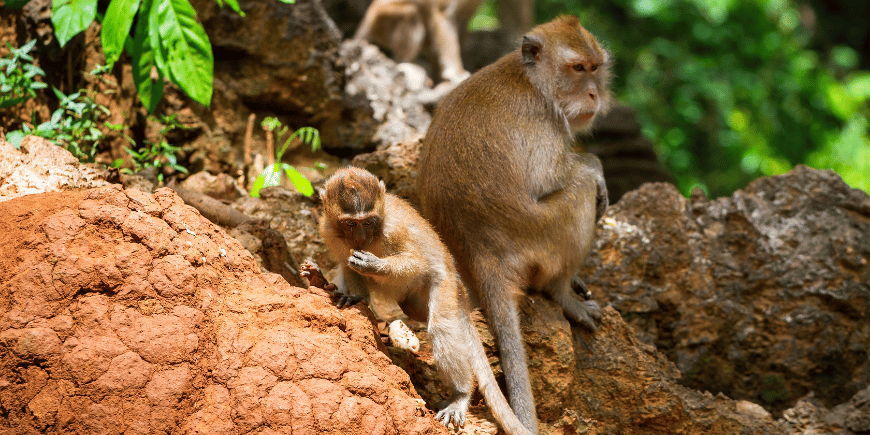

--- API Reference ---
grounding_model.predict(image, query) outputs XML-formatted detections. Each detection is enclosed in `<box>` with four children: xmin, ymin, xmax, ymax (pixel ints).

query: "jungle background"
<box><xmin>525</xmin><ymin>0</ymin><xmax>870</xmax><ymax>198</ymax></box>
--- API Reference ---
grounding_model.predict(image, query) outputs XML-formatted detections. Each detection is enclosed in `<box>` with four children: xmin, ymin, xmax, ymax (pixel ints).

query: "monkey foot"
<box><xmin>561</xmin><ymin>298</ymin><xmax>602</xmax><ymax>331</ymax></box>
<box><xmin>570</xmin><ymin>274</ymin><xmax>593</xmax><ymax>300</ymax></box>
<box><xmin>435</xmin><ymin>395</ymin><xmax>469</xmax><ymax>429</ymax></box>
<box><xmin>333</xmin><ymin>293</ymin><xmax>366</xmax><ymax>309</ymax></box>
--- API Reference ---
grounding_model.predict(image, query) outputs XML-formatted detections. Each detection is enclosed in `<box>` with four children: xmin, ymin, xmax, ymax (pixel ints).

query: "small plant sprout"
<box><xmin>250</xmin><ymin>118</ymin><xmax>321</xmax><ymax>198</ymax></box>
<box><xmin>117</xmin><ymin>113</ymin><xmax>190</xmax><ymax>183</ymax></box>
<box><xmin>0</xmin><ymin>39</ymin><xmax>47</xmax><ymax>110</ymax></box>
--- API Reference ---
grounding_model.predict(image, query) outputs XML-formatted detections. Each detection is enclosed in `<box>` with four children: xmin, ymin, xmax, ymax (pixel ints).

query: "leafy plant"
<box><xmin>0</xmin><ymin>39</ymin><xmax>47</xmax><ymax>109</ymax></box>
<box><xmin>250</xmin><ymin>118</ymin><xmax>321</xmax><ymax>198</ymax></box>
<box><xmin>116</xmin><ymin>113</ymin><xmax>190</xmax><ymax>183</ymax></box>
<box><xmin>7</xmin><ymin>0</ymin><xmax>298</xmax><ymax>113</ymax></box>
<box><xmin>6</xmin><ymin>86</ymin><xmax>110</xmax><ymax>161</ymax></box>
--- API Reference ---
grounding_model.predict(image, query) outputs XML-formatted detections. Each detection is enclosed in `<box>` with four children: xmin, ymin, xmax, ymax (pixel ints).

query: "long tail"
<box><xmin>468</xmin><ymin>323</ymin><xmax>535</xmax><ymax>435</ymax></box>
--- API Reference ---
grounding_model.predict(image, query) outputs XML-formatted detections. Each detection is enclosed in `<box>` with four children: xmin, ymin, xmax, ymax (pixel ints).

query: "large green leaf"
<box><xmin>129</xmin><ymin>0</ymin><xmax>164</xmax><ymax>113</ymax></box>
<box><xmin>148</xmin><ymin>0</ymin><xmax>213</xmax><ymax>107</ymax></box>
<box><xmin>102</xmin><ymin>0</ymin><xmax>142</xmax><ymax>68</ymax></box>
<box><xmin>51</xmin><ymin>0</ymin><xmax>98</xmax><ymax>47</ymax></box>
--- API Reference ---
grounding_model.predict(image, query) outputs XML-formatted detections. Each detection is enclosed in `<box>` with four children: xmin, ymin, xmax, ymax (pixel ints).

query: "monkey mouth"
<box><xmin>576</xmin><ymin>112</ymin><xmax>596</xmax><ymax>121</ymax></box>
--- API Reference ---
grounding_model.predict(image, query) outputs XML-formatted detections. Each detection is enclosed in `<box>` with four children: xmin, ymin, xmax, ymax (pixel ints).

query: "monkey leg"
<box><xmin>428</xmin><ymin>313</ymin><xmax>474</xmax><ymax>428</ymax></box>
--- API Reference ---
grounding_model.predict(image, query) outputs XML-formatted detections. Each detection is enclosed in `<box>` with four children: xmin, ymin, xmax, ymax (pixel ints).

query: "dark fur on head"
<box><xmin>323</xmin><ymin>167</ymin><xmax>386</xmax><ymax>215</ymax></box>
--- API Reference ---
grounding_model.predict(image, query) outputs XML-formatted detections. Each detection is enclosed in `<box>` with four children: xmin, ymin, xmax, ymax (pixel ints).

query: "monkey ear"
<box><xmin>522</xmin><ymin>34</ymin><xmax>543</xmax><ymax>65</ymax></box>
<box><xmin>379</xmin><ymin>180</ymin><xmax>386</xmax><ymax>194</ymax></box>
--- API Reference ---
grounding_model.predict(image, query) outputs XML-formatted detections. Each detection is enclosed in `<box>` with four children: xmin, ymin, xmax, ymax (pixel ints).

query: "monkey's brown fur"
<box><xmin>319</xmin><ymin>167</ymin><xmax>533</xmax><ymax>435</ymax></box>
<box><xmin>417</xmin><ymin>16</ymin><xmax>612</xmax><ymax>434</ymax></box>
<box><xmin>354</xmin><ymin>0</ymin><xmax>486</xmax><ymax>84</ymax></box>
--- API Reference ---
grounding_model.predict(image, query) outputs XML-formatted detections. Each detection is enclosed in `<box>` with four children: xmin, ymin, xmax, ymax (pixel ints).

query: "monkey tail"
<box><xmin>468</xmin><ymin>325</ymin><xmax>535</xmax><ymax>435</ymax></box>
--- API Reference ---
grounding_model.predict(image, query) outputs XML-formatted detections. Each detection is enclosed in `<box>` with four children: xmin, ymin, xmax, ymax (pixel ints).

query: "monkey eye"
<box><xmin>573</xmin><ymin>63</ymin><xmax>585</xmax><ymax>72</ymax></box>
<box><xmin>343</xmin><ymin>220</ymin><xmax>356</xmax><ymax>227</ymax></box>
<box><xmin>591</xmin><ymin>64</ymin><xmax>599</xmax><ymax>71</ymax></box>
<box><xmin>362</xmin><ymin>219</ymin><xmax>374</xmax><ymax>227</ymax></box>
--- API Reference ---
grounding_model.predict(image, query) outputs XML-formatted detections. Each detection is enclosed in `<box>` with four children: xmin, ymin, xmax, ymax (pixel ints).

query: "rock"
<box><xmin>352</xmin><ymin>135</ymin><xmax>423</xmax><ymax>204</ymax></box>
<box><xmin>338</xmin><ymin>40</ymin><xmax>433</xmax><ymax>152</ymax></box>
<box><xmin>180</xmin><ymin>171</ymin><xmax>246</xmax><ymax>202</ymax></box>
<box><xmin>0</xmin><ymin>185</ymin><xmax>448</xmax><ymax>434</ymax></box>
<box><xmin>580</xmin><ymin>165</ymin><xmax>870</xmax><ymax>414</ymax></box>
<box><xmin>0</xmin><ymin>136</ymin><xmax>108</xmax><ymax>202</ymax></box>
<box><xmin>190</xmin><ymin>0</ymin><xmax>348</xmax><ymax>146</ymax></box>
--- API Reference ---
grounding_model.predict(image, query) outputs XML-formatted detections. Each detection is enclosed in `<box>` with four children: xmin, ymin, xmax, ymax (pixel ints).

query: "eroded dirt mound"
<box><xmin>0</xmin><ymin>185</ymin><xmax>447</xmax><ymax>434</ymax></box>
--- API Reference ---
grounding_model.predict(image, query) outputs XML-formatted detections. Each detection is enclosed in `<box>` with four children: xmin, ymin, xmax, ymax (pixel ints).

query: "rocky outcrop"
<box><xmin>0</xmin><ymin>136</ymin><xmax>107</xmax><ymax>202</ymax></box>
<box><xmin>190</xmin><ymin>0</ymin><xmax>347</xmax><ymax>144</ymax></box>
<box><xmin>0</xmin><ymin>185</ymin><xmax>447</xmax><ymax>434</ymax></box>
<box><xmin>581</xmin><ymin>165</ymin><xmax>870</xmax><ymax>414</ymax></box>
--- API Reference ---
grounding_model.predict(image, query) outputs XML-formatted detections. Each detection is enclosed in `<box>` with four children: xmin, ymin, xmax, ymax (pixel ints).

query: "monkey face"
<box><xmin>338</xmin><ymin>214</ymin><xmax>382</xmax><ymax>250</ymax></box>
<box><xmin>522</xmin><ymin>16</ymin><xmax>612</xmax><ymax>133</ymax></box>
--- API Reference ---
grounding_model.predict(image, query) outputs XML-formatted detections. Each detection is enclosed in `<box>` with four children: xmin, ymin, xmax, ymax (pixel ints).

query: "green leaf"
<box><xmin>283</xmin><ymin>165</ymin><xmax>313</xmax><ymax>196</ymax></box>
<box><xmin>51</xmin><ymin>0</ymin><xmax>98</xmax><ymax>48</ymax></box>
<box><xmin>6</xmin><ymin>131</ymin><xmax>26</xmax><ymax>148</ymax></box>
<box><xmin>129</xmin><ymin>0</ymin><xmax>164</xmax><ymax>113</ymax></box>
<box><xmin>249</xmin><ymin>173</ymin><xmax>267</xmax><ymax>197</ymax></box>
<box><xmin>102</xmin><ymin>0</ymin><xmax>142</xmax><ymax>68</ymax></box>
<box><xmin>149</xmin><ymin>0</ymin><xmax>213</xmax><ymax>107</ymax></box>
<box><xmin>215</xmin><ymin>0</ymin><xmax>245</xmax><ymax>17</ymax></box>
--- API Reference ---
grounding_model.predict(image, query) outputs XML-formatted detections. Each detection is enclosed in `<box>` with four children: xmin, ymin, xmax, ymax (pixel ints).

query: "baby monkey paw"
<box><xmin>347</xmin><ymin>250</ymin><xmax>385</xmax><ymax>274</ymax></box>
<box><xmin>435</xmin><ymin>398</ymin><xmax>468</xmax><ymax>429</ymax></box>
<box><xmin>300</xmin><ymin>261</ymin><xmax>330</xmax><ymax>289</ymax></box>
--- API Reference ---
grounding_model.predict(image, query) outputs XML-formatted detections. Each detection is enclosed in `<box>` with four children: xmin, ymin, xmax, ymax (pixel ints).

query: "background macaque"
<box><xmin>416</xmin><ymin>16</ymin><xmax>612</xmax><ymax>434</ymax></box>
<box><xmin>313</xmin><ymin>166</ymin><xmax>533</xmax><ymax>435</ymax></box>
<box><xmin>353</xmin><ymin>0</ymin><xmax>534</xmax><ymax>84</ymax></box>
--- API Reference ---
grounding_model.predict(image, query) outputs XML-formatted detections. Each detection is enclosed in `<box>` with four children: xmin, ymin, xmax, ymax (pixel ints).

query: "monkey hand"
<box><xmin>300</xmin><ymin>261</ymin><xmax>330</xmax><ymax>289</ymax></box>
<box><xmin>347</xmin><ymin>250</ymin><xmax>386</xmax><ymax>275</ymax></box>
<box><xmin>595</xmin><ymin>173</ymin><xmax>608</xmax><ymax>223</ymax></box>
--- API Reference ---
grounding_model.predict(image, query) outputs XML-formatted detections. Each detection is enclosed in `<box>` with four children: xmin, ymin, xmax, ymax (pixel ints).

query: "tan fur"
<box><xmin>417</xmin><ymin>16</ymin><xmax>612</xmax><ymax>434</ymax></box>
<box><xmin>320</xmin><ymin>167</ymin><xmax>533</xmax><ymax>435</ymax></box>
<box><xmin>354</xmin><ymin>0</ymin><xmax>486</xmax><ymax>83</ymax></box>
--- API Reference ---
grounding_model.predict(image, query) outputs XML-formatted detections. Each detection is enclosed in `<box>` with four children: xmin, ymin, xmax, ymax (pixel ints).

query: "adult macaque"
<box><xmin>353</xmin><ymin>0</ymin><xmax>485</xmax><ymax>84</ymax></box>
<box><xmin>314</xmin><ymin>166</ymin><xmax>532</xmax><ymax>435</ymax></box>
<box><xmin>416</xmin><ymin>16</ymin><xmax>612</xmax><ymax>434</ymax></box>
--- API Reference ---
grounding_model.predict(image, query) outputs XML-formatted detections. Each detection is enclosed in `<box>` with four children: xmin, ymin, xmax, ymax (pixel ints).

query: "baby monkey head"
<box><xmin>322</xmin><ymin>167</ymin><xmax>387</xmax><ymax>250</ymax></box>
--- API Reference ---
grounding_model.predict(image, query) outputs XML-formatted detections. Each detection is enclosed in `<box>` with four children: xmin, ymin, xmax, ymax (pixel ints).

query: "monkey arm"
<box><xmin>575</xmin><ymin>152</ymin><xmax>609</xmax><ymax>222</ymax></box>
<box><xmin>347</xmin><ymin>250</ymin><xmax>427</xmax><ymax>279</ymax></box>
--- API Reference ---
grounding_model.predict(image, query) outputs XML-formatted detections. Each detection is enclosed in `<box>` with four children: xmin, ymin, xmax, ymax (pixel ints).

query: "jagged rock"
<box><xmin>190</xmin><ymin>0</ymin><xmax>347</xmax><ymax>145</ymax></box>
<box><xmin>0</xmin><ymin>136</ymin><xmax>108</xmax><ymax>202</ymax></box>
<box><xmin>0</xmin><ymin>185</ymin><xmax>448</xmax><ymax>434</ymax></box>
<box><xmin>581</xmin><ymin>165</ymin><xmax>870</xmax><ymax>414</ymax></box>
<box><xmin>351</xmin><ymin>135</ymin><xmax>423</xmax><ymax>204</ymax></box>
<box><xmin>338</xmin><ymin>40</ymin><xmax>433</xmax><ymax>152</ymax></box>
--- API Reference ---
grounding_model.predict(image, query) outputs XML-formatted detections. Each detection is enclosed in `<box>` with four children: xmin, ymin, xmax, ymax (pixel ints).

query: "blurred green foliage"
<box><xmin>477</xmin><ymin>0</ymin><xmax>870</xmax><ymax>197</ymax></box>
